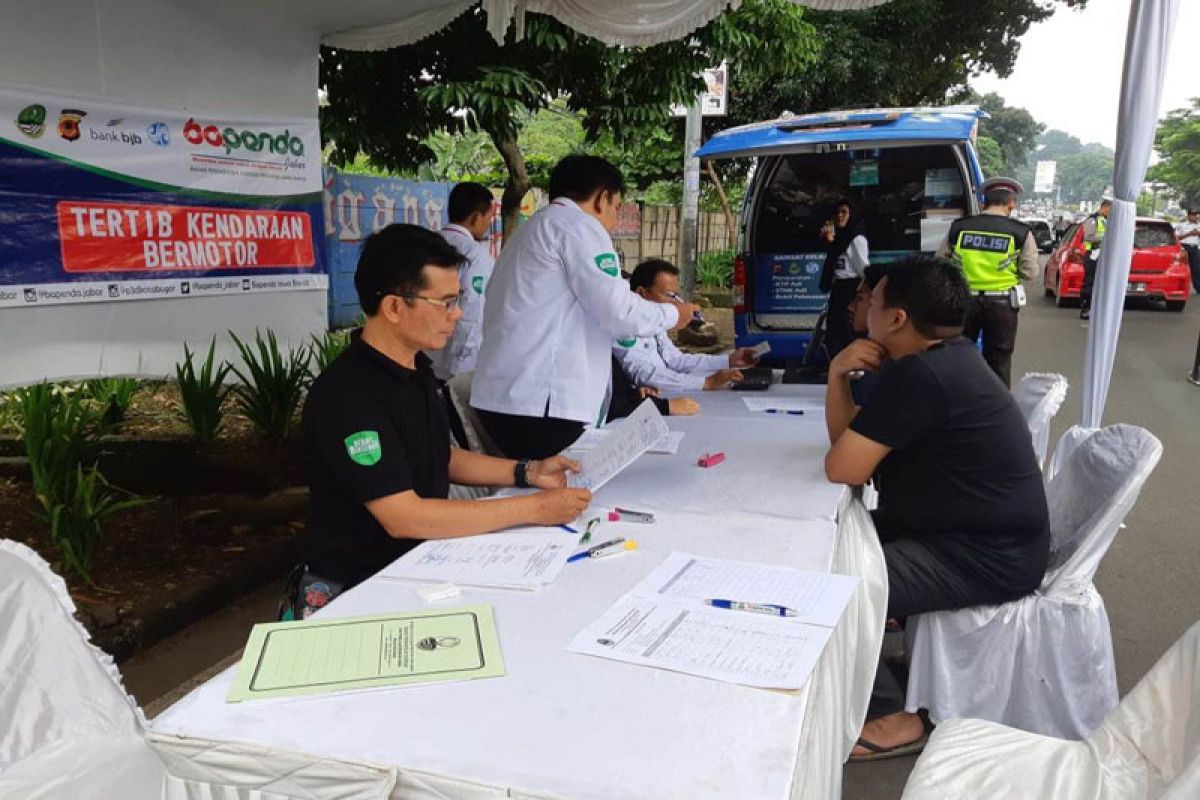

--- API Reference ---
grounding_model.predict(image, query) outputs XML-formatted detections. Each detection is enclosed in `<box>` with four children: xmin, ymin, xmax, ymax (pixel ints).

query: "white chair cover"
<box><xmin>902</xmin><ymin>619</ymin><xmax>1200</xmax><ymax>800</ymax></box>
<box><xmin>447</xmin><ymin>371</ymin><xmax>503</xmax><ymax>456</ymax></box>
<box><xmin>0</xmin><ymin>539</ymin><xmax>166</xmax><ymax>799</ymax></box>
<box><xmin>792</xmin><ymin>487</ymin><xmax>887</xmax><ymax>800</ymax></box>
<box><xmin>1014</xmin><ymin>372</ymin><xmax>1069</xmax><ymax>468</ymax></box>
<box><xmin>905</xmin><ymin>425</ymin><xmax>1163</xmax><ymax>740</ymax></box>
<box><xmin>1046</xmin><ymin>424</ymin><xmax>1097</xmax><ymax>481</ymax></box>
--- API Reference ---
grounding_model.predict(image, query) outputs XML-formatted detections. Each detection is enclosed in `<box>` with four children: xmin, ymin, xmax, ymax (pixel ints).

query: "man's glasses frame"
<box><xmin>379</xmin><ymin>290</ymin><xmax>464</xmax><ymax>312</ymax></box>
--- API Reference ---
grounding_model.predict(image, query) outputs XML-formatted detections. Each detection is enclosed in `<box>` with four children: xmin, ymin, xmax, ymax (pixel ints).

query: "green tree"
<box><xmin>968</xmin><ymin>91</ymin><xmax>1045</xmax><ymax>175</ymax></box>
<box><xmin>1149</xmin><ymin>98</ymin><xmax>1200</xmax><ymax>209</ymax></box>
<box><xmin>975</xmin><ymin>136</ymin><xmax>1006</xmax><ymax>178</ymax></box>
<box><xmin>320</xmin><ymin>1</ymin><xmax>818</xmax><ymax>237</ymax></box>
<box><xmin>1057</xmin><ymin>150</ymin><xmax>1113</xmax><ymax>203</ymax></box>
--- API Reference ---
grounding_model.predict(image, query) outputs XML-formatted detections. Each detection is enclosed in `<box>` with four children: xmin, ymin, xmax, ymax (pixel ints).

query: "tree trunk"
<box><xmin>704</xmin><ymin>160</ymin><xmax>737</xmax><ymax>250</ymax></box>
<box><xmin>491</xmin><ymin>132</ymin><xmax>532</xmax><ymax>244</ymax></box>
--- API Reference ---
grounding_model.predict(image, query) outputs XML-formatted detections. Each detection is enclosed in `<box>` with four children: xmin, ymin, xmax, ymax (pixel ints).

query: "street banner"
<box><xmin>0</xmin><ymin>84</ymin><xmax>325</xmax><ymax>309</ymax></box>
<box><xmin>1034</xmin><ymin>160</ymin><xmax>1057</xmax><ymax>194</ymax></box>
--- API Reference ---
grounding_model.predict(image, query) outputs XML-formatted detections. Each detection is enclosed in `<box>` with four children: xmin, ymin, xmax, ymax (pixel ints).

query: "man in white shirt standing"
<box><xmin>428</xmin><ymin>182</ymin><xmax>496</xmax><ymax>380</ymax></box>
<box><xmin>614</xmin><ymin>259</ymin><xmax>757</xmax><ymax>393</ymax></box>
<box><xmin>471</xmin><ymin>155</ymin><xmax>699</xmax><ymax>459</ymax></box>
<box><xmin>1175</xmin><ymin>208</ymin><xmax>1200</xmax><ymax>294</ymax></box>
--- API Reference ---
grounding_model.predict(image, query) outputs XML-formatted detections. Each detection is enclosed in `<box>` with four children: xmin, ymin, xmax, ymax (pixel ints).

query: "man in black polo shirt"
<box><xmin>823</xmin><ymin>255</ymin><xmax>1050</xmax><ymax>760</ymax></box>
<box><xmin>286</xmin><ymin>224</ymin><xmax>592</xmax><ymax>620</ymax></box>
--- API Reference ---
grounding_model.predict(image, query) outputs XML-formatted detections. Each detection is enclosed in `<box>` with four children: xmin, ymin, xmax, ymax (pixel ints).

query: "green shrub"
<box><xmin>82</xmin><ymin>377</ymin><xmax>140</xmax><ymax>431</ymax></box>
<box><xmin>175</xmin><ymin>340</ymin><xmax>232</xmax><ymax>446</ymax></box>
<box><xmin>16</xmin><ymin>383</ymin><xmax>99</xmax><ymax>503</ymax></box>
<box><xmin>228</xmin><ymin>330</ymin><xmax>311</xmax><ymax>441</ymax></box>
<box><xmin>697</xmin><ymin>249</ymin><xmax>735</xmax><ymax>288</ymax></box>
<box><xmin>309</xmin><ymin>330</ymin><xmax>350</xmax><ymax>375</ymax></box>
<box><xmin>36</xmin><ymin>464</ymin><xmax>149</xmax><ymax>585</ymax></box>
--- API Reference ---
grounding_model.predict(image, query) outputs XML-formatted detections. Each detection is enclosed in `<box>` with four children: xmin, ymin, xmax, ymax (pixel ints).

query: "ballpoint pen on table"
<box><xmin>764</xmin><ymin>409</ymin><xmax>805</xmax><ymax>416</ymax></box>
<box><xmin>568</xmin><ymin>538</ymin><xmax>638</xmax><ymax>563</ymax></box>
<box><xmin>559</xmin><ymin>524</ymin><xmax>579</xmax><ymax>534</ymax></box>
<box><xmin>704</xmin><ymin>599</ymin><xmax>799</xmax><ymax>617</ymax></box>
<box><xmin>579</xmin><ymin>517</ymin><xmax>600</xmax><ymax>545</ymax></box>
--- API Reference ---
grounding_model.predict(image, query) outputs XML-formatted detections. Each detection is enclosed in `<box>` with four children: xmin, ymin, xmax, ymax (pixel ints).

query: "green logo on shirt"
<box><xmin>471</xmin><ymin>275</ymin><xmax>485</xmax><ymax>295</ymax></box>
<box><xmin>344</xmin><ymin>431</ymin><xmax>382</xmax><ymax>466</ymax></box>
<box><xmin>617</xmin><ymin>337</ymin><xmax>637</xmax><ymax>348</ymax></box>
<box><xmin>594</xmin><ymin>253</ymin><xmax>619</xmax><ymax>277</ymax></box>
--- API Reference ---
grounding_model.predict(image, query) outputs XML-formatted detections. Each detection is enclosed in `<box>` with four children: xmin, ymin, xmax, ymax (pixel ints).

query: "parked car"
<box><xmin>696</xmin><ymin>106</ymin><xmax>987</xmax><ymax>363</ymax></box>
<box><xmin>1021</xmin><ymin>218</ymin><xmax>1055</xmax><ymax>253</ymax></box>
<box><xmin>1043</xmin><ymin>217</ymin><xmax>1190</xmax><ymax>311</ymax></box>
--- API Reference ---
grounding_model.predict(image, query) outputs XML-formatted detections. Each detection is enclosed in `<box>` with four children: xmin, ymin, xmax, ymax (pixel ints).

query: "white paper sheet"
<box><xmin>741</xmin><ymin>397</ymin><xmax>824</xmax><ymax>414</ymax></box>
<box><xmin>567</xmin><ymin>596</ymin><xmax>832</xmax><ymax>690</ymax></box>
<box><xmin>569</xmin><ymin>428</ymin><xmax>684</xmax><ymax>455</ymax></box>
<box><xmin>379</xmin><ymin>530</ymin><xmax>574</xmax><ymax>589</ymax></box>
<box><xmin>568</xmin><ymin>399</ymin><xmax>670</xmax><ymax>491</ymax></box>
<box><xmin>633</xmin><ymin>552</ymin><xmax>858</xmax><ymax>628</ymax></box>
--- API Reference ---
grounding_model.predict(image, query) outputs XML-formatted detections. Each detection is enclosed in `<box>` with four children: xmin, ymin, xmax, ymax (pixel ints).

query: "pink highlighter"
<box><xmin>697</xmin><ymin>452</ymin><xmax>726</xmax><ymax>468</ymax></box>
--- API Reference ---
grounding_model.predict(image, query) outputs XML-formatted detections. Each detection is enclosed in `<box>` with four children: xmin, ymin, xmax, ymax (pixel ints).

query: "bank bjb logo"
<box><xmin>58</xmin><ymin>109</ymin><xmax>86</xmax><ymax>142</ymax></box>
<box><xmin>15</xmin><ymin>104</ymin><xmax>46</xmax><ymax>138</ymax></box>
<box><xmin>148</xmin><ymin>121</ymin><xmax>170</xmax><ymax>147</ymax></box>
<box><xmin>183</xmin><ymin>117</ymin><xmax>305</xmax><ymax>157</ymax></box>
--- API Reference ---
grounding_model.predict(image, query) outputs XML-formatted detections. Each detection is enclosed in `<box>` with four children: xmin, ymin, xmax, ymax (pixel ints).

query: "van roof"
<box><xmin>696</xmin><ymin>105</ymin><xmax>987</xmax><ymax>159</ymax></box>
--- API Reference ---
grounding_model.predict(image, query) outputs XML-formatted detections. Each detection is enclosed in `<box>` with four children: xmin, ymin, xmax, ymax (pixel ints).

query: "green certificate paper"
<box><xmin>226</xmin><ymin>605</ymin><xmax>505</xmax><ymax>702</ymax></box>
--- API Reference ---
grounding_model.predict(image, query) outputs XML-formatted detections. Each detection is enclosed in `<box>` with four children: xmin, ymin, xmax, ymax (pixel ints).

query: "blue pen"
<box><xmin>705</xmin><ymin>599</ymin><xmax>799</xmax><ymax>617</ymax></box>
<box><xmin>765</xmin><ymin>409</ymin><xmax>805</xmax><ymax>416</ymax></box>
<box><xmin>559</xmin><ymin>524</ymin><xmax>578</xmax><ymax>534</ymax></box>
<box><xmin>567</xmin><ymin>537</ymin><xmax>629</xmax><ymax>563</ymax></box>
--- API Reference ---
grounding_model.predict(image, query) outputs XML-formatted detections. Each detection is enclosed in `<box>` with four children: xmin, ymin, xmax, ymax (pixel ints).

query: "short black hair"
<box><xmin>549</xmin><ymin>154</ymin><xmax>626</xmax><ymax>202</ymax></box>
<box><xmin>629</xmin><ymin>259</ymin><xmax>680</xmax><ymax>292</ymax></box>
<box><xmin>354</xmin><ymin>224</ymin><xmax>466</xmax><ymax>316</ymax></box>
<box><xmin>877</xmin><ymin>255</ymin><xmax>968</xmax><ymax>338</ymax></box>
<box><xmin>983</xmin><ymin>186</ymin><xmax>1017</xmax><ymax>208</ymax></box>
<box><xmin>447</xmin><ymin>182</ymin><xmax>494</xmax><ymax>223</ymax></box>
<box><xmin>863</xmin><ymin>262</ymin><xmax>891</xmax><ymax>290</ymax></box>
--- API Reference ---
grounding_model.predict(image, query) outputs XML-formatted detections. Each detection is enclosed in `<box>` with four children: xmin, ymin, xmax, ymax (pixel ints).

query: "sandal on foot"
<box><xmin>848</xmin><ymin>731</ymin><xmax>929</xmax><ymax>763</ymax></box>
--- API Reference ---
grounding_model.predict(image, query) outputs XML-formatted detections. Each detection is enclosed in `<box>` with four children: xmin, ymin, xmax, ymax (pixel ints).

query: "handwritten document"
<box><xmin>568</xmin><ymin>399</ymin><xmax>670</xmax><ymax>491</ymax></box>
<box><xmin>567</xmin><ymin>597</ymin><xmax>831</xmax><ymax>690</ymax></box>
<box><xmin>380</xmin><ymin>530</ymin><xmax>574</xmax><ymax>589</ymax></box>
<box><xmin>635</xmin><ymin>552</ymin><xmax>858</xmax><ymax>628</ymax></box>
<box><xmin>227</xmin><ymin>605</ymin><xmax>504</xmax><ymax>702</ymax></box>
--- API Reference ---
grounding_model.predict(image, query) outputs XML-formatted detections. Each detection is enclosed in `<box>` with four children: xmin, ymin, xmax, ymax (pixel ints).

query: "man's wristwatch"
<box><xmin>514</xmin><ymin>459</ymin><xmax>532</xmax><ymax>488</ymax></box>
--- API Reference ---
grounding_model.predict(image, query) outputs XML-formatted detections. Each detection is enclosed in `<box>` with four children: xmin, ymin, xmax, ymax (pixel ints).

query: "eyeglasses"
<box><xmin>382</xmin><ymin>290</ymin><xmax>464</xmax><ymax>312</ymax></box>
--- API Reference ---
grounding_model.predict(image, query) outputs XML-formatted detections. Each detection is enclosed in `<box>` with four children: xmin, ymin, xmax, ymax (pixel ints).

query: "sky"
<box><xmin>972</xmin><ymin>0</ymin><xmax>1198</xmax><ymax>149</ymax></box>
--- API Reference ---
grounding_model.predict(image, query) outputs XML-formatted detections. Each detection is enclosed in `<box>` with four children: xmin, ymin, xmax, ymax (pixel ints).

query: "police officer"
<box><xmin>470</xmin><ymin>155</ymin><xmax>699</xmax><ymax>459</ymax></box>
<box><xmin>428</xmin><ymin>182</ymin><xmax>496</xmax><ymax>380</ymax></box>
<box><xmin>1079</xmin><ymin>197</ymin><xmax>1112</xmax><ymax>320</ymax></box>
<box><xmin>286</xmin><ymin>224</ymin><xmax>591</xmax><ymax>620</ymax></box>
<box><xmin>937</xmin><ymin>177</ymin><xmax>1038</xmax><ymax>387</ymax></box>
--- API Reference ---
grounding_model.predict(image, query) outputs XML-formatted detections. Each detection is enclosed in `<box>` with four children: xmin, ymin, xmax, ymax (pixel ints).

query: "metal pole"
<box><xmin>679</xmin><ymin>97</ymin><xmax>703</xmax><ymax>296</ymax></box>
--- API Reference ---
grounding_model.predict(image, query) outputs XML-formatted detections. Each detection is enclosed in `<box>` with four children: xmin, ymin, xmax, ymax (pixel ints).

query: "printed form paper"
<box><xmin>380</xmin><ymin>530</ymin><xmax>574</xmax><ymax>589</ymax></box>
<box><xmin>567</xmin><ymin>597</ymin><xmax>831</xmax><ymax>690</ymax></box>
<box><xmin>568</xmin><ymin>399</ymin><xmax>670</xmax><ymax>491</ymax></box>
<box><xmin>227</xmin><ymin>605</ymin><xmax>505</xmax><ymax>702</ymax></box>
<box><xmin>570</xmin><ymin>428</ymin><xmax>685</xmax><ymax>455</ymax></box>
<box><xmin>635</xmin><ymin>552</ymin><xmax>858</xmax><ymax>628</ymax></box>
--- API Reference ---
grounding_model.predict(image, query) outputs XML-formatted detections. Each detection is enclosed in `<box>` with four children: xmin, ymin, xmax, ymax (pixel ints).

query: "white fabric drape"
<box><xmin>1081</xmin><ymin>0</ymin><xmax>1181</xmax><ymax>427</ymax></box>
<box><xmin>322</xmin><ymin>0</ymin><xmax>892</xmax><ymax>50</ymax></box>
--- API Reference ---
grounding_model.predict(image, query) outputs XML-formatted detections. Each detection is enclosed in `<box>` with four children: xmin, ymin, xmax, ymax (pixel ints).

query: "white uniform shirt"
<box><xmin>1175</xmin><ymin>219</ymin><xmax>1200</xmax><ymax>247</ymax></box>
<box><xmin>613</xmin><ymin>332</ymin><xmax>729</xmax><ymax>393</ymax></box>
<box><xmin>427</xmin><ymin>223</ymin><xmax>494</xmax><ymax>380</ymax></box>
<box><xmin>832</xmin><ymin>234</ymin><xmax>870</xmax><ymax>280</ymax></box>
<box><xmin>470</xmin><ymin>198</ymin><xmax>679</xmax><ymax>425</ymax></box>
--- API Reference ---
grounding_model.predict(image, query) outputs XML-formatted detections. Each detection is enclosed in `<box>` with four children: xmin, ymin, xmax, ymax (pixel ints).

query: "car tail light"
<box><xmin>732</xmin><ymin>254</ymin><xmax>746</xmax><ymax>313</ymax></box>
<box><xmin>1167</xmin><ymin>249</ymin><xmax>1190</xmax><ymax>275</ymax></box>
<box><xmin>1067</xmin><ymin>249</ymin><xmax>1085</xmax><ymax>266</ymax></box>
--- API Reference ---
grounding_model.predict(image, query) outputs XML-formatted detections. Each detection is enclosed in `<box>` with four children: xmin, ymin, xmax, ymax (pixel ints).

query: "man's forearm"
<box><xmin>373</xmin><ymin>495</ymin><xmax>539</xmax><ymax>539</ymax></box>
<box><xmin>825</xmin><ymin>375</ymin><xmax>858</xmax><ymax>445</ymax></box>
<box><xmin>448</xmin><ymin>448</ymin><xmax>515</xmax><ymax>487</ymax></box>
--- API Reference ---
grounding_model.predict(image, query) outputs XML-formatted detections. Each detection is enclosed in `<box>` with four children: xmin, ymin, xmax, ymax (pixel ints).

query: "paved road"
<box><xmin>125</xmin><ymin>289</ymin><xmax>1200</xmax><ymax>798</ymax></box>
<box><xmin>844</xmin><ymin>288</ymin><xmax>1200</xmax><ymax>798</ymax></box>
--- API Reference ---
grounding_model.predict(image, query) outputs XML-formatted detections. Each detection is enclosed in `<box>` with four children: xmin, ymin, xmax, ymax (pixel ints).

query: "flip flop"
<box><xmin>848</xmin><ymin>731</ymin><xmax>929</xmax><ymax>763</ymax></box>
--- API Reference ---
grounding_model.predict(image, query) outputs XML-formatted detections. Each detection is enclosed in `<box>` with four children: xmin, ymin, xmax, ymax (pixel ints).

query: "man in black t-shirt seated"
<box><xmin>823</xmin><ymin>255</ymin><xmax>1050</xmax><ymax>761</ymax></box>
<box><xmin>286</xmin><ymin>225</ymin><xmax>592</xmax><ymax>620</ymax></box>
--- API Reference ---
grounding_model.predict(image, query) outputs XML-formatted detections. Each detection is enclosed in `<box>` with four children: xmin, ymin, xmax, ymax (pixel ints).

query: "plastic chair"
<box><xmin>1014</xmin><ymin>372</ymin><xmax>1069</xmax><ymax>468</ymax></box>
<box><xmin>902</xmin><ymin>619</ymin><xmax>1200</xmax><ymax>799</ymax></box>
<box><xmin>904</xmin><ymin>424</ymin><xmax>1163</xmax><ymax>740</ymax></box>
<box><xmin>0</xmin><ymin>540</ymin><xmax>166</xmax><ymax>799</ymax></box>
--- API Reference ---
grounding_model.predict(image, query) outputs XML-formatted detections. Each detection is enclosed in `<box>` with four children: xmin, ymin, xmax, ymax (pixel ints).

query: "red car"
<box><xmin>1044</xmin><ymin>217</ymin><xmax>1190</xmax><ymax>311</ymax></box>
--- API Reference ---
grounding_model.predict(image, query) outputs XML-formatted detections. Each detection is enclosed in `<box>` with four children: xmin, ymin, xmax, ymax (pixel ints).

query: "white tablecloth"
<box><xmin>149</xmin><ymin>389</ymin><xmax>885</xmax><ymax>800</ymax></box>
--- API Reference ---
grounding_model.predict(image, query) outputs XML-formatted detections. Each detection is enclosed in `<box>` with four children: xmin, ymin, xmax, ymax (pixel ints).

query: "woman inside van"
<box><xmin>819</xmin><ymin>199</ymin><xmax>870</xmax><ymax>358</ymax></box>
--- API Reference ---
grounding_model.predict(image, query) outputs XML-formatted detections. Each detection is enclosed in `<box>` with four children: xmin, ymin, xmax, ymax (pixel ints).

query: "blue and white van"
<box><xmin>696</xmin><ymin>106</ymin><xmax>988</xmax><ymax>363</ymax></box>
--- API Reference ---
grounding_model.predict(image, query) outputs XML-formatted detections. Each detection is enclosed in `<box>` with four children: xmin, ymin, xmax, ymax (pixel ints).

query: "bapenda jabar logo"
<box><xmin>182</xmin><ymin>117</ymin><xmax>304</xmax><ymax>157</ymax></box>
<box><xmin>15</xmin><ymin>104</ymin><xmax>47</xmax><ymax>138</ymax></box>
